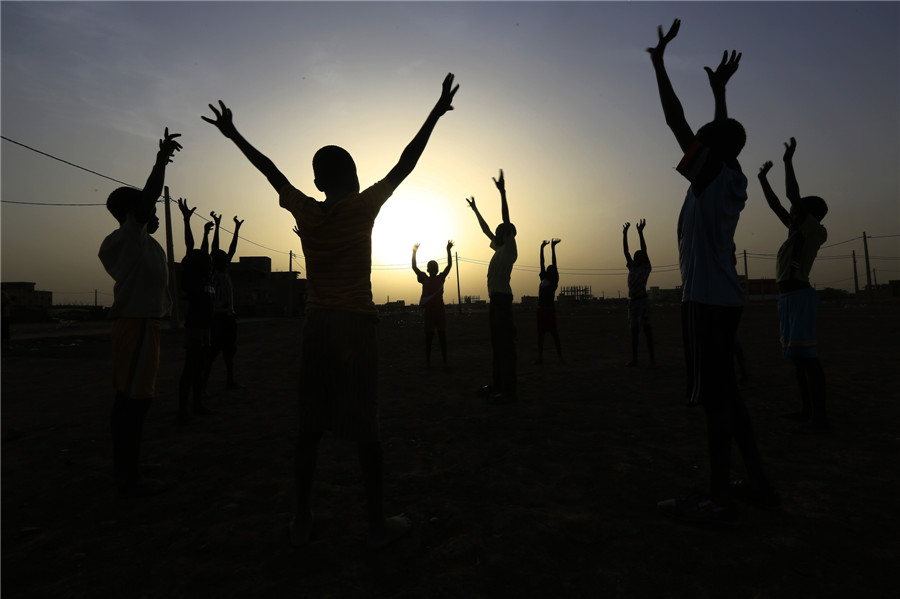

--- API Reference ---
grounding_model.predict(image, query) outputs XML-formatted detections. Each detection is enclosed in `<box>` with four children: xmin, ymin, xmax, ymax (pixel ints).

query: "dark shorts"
<box><xmin>682</xmin><ymin>302</ymin><xmax>742</xmax><ymax>407</ymax></box>
<box><xmin>183</xmin><ymin>326</ymin><xmax>211</xmax><ymax>349</ymax></box>
<box><xmin>628</xmin><ymin>297</ymin><xmax>651</xmax><ymax>329</ymax></box>
<box><xmin>778</xmin><ymin>287</ymin><xmax>820</xmax><ymax>359</ymax></box>
<box><xmin>298</xmin><ymin>309</ymin><xmax>379</xmax><ymax>441</ymax></box>
<box><xmin>536</xmin><ymin>306</ymin><xmax>557</xmax><ymax>334</ymax></box>
<box><xmin>423</xmin><ymin>303</ymin><xmax>446</xmax><ymax>332</ymax></box>
<box><xmin>211</xmin><ymin>312</ymin><xmax>237</xmax><ymax>350</ymax></box>
<box><xmin>112</xmin><ymin>318</ymin><xmax>161</xmax><ymax>399</ymax></box>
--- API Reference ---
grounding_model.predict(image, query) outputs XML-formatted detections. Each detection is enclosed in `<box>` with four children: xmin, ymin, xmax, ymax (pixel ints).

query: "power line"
<box><xmin>2</xmin><ymin>200</ymin><xmax>107</xmax><ymax>206</ymax></box>
<box><xmin>1</xmin><ymin>135</ymin><xmax>139</xmax><ymax>189</ymax></box>
<box><xmin>1</xmin><ymin>134</ymin><xmax>296</xmax><ymax>255</ymax></box>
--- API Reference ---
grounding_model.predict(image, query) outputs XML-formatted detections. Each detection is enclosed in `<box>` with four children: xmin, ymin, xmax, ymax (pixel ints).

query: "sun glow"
<box><xmin>371</xmin><ymin>185</ymin><xmax>463</xmax><ymax>270</ymax></box>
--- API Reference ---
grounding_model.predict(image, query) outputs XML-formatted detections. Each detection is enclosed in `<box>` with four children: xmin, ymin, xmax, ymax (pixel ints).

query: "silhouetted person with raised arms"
<box><xmin>203</xmin><ymin>72</ymin><xmax>458</xmax><ymax>549</ymax></box>
<box><xmin>758</xmin><ymin>137</ymin><xmax>829</xmax><ymax>433</ymax></box>
<box><xmin>623</xmin><ymin>220</ymin><xmax>655</xmax><ymax>367</ymax></box>
<box><xmin>466</xmin><ymin>169</ymin><xmax>518</xmax><ymax>404</ymax></box>
<box><xmin>648</xmin><ymin>19</ymin><xmax>776</xmax><ymax>525</ymax></box>
<box><xmin>535</xmin><ymin>238</ymin><xmax>564</xmax><ymax>365</ymax></box>
<box><xmin>206</xmin><ymin>210</ymin><xmax>245</xmax><ymax>391</ymax></box>
<box><xmin>411</xmin><ymin>240</ymin><xmax>454</xmax><ymax>368</ymax></box>
<box><xmin>98</xmin><ymin>127</ymin><xmax>181</xmax><ymax>498</ymax></box>
<box><xmin>176</xmin><ymin>198</ymin><xmax>216</xmax><ymax>424</ymax></box>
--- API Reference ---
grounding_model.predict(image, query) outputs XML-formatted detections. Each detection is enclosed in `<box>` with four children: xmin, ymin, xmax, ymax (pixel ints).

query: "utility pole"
<box><xmin>163</xmin><ymin>186</ymin><xmax>179</xmax><ymax>329</ymax></box>
<box><xmin>289</xmin><ymin>250</ymin><xmax>293</xmax><ymax>272</ymax></box>
<box><xmin>863</xmin><ymin>231</ymin><xmax>874</xmax><ymax>303</ymax></box>
<box><xmin>94</xmin><ymin>289</ymin><xmax>98</xmax><ymax>307</ymax></box>
<box><xmin>455</xmin><ymin>251</ymin><xmax>462</xmax><ymax>313</ymax></box>
<box><xmin>852</xmin><ymin>250</ymin><xmax>859</xmax><ymax>295</ymax></box>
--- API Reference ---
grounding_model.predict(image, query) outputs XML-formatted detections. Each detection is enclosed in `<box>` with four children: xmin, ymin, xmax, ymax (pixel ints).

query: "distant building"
<box><xmin>649</xmin><ymin>286</ymin><xmax>682</xmax><ymax>304</ymax></box>
<box><xmin>1</xmin><ymin>282</ymin><xmax>52</xmax><ymax>322</ymax></box>
<box><xmin>740</xmin><ymin>276</ymin><xmax>779</xmax><ymax>301</ymax></box>
<box><xmin>173</xmin><ymin>256</ymin><xmax>306</xmax><ymax>320</ymax></box>
<box><xmin>558</xmin><ymin>285</ymin><xmax>593</xmax><ymax>304</ymax></box>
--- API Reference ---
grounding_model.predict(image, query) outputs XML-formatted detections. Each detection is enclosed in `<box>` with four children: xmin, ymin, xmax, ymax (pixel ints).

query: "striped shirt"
<box><xmin>280</xmin><ymin>180</ymin><xmax>395</xmax><ymax>315</ymax></box>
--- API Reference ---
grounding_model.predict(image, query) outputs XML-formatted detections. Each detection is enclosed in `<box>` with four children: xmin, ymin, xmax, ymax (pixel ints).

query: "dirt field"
<box><xmin>2</xmin><ymin>301</ymin><xmax>898</xmax><ymax>598</ymax></box>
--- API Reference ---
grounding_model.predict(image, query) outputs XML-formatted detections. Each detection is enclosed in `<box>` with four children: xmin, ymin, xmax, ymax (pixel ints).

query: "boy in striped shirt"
<box><xmin>203</xmin><ymin>74</ymin><xmax>458</xmax><ymax>548</ymax></box>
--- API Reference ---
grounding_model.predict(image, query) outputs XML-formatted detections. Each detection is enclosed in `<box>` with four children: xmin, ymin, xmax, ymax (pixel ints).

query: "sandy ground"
<box><xmin>2</xmin><ymin>301</ymin><xmax>898</xmax><ymax>598</ymax></box>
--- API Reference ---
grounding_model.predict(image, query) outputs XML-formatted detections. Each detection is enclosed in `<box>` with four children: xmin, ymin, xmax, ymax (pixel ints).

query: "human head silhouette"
<box><xmin>633</xmin><ymin>250</ymin><xmax>650</xmax><ymax>267</ymax></box>
<box><xmin>313</xmin><ymin>145</ymin><xmax>360</xmax><ymax>198</ymax></box>
<box><xmin>107</xmin><ymin>187</ymin><xmax>159</xmax><ymax>233</ymax></box>
<box><xmin>212</xmin><ymin>249</ymin><xmax>229</xmax><ymax>270</ymax></box>
<box><xmin>427</xmin><ymin>260</ymin><xmax>439</xmax><ymax>276</ymax></box>
<box><xmin>696</xmin><ymin>118</ymin><xmax>746</xmax><ymax>160</ymax></box>
<box><xmin>803</xmin><ymin>196</ymin><xmax>828</xmax><ymax>223</ymax></box>
<box><xmin>493</xmin><ymin>222</ymin><xmax>517</xmax><ymax>246</ymax></box>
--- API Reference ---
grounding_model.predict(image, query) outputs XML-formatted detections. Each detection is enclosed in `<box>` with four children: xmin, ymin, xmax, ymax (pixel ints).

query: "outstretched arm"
<box><xmin>647</xmin><ymin>19</ymin><xmax>694</xmax><ymax>153</ymax></box>
<box><xmin>201</xmin><ymin>221</ymin><xmax>213</xmax><ymax>255</ymax></box>
<box><xmin>210</xmin><ymin>211</ymin><xmax>223</xmax><ymax>253</ymax></box>
<box><xmin>385</xmin><ymin>73</ymin><xmax>459</xmax><ymax>188</ymax></box>
<box><xmin>202</xmin><ymin>101</ymin><xmax>290</xmax><ymax>193</ymax></box>
<box><xmin>411</xmin><ymin>244</ymin><xmax>424</xmax><ymax>277</ymax></box>
<box><xmin>783</xmin><ymin>137</ymin><xmax>802</xmax><ymax>205</ymax></box>
<box><xmin>636</xmin><ymin>219</ymin><xmax>648</xmax><ymax>255</ymax></box>
<box><xmin>540</xmin><ymin>240</ymin><xmax>549</xmax><ymax>274</ymax></box>
<box><xmin>622</xmin><ymin>222</ymin><xmax>633</xmax><ymax>266</ymax></box>
<box><xmin>704</xmin><ymin>50</ymin><xmax>741</xmax><ymax>122</ymax></box>
<box><xmin>228</xmin><ymin>216</ymin><xmax>243</xmax><ymax>260</ymax></box>
<box><xmin>551</xmin><ymin>238</ymin><xmax>561</xmax><ymax>269</ymax></box>
<box><xmin>493</xmin><ymin>169</ymin><xmax>510</xmax><ymax>225</ymax></box>
<box><xmin>136</xmin><ymin>128</ymin><xmax>182</xmax><ymax>224</ymax></box>
<box><xmin>757</xmin><ymin>161</ymin><xmax>791</xmax><ymax>228</ymax></box>
<box><xmin>466</xmin><ymin>196</ymin><xmax>494</xmax><ymax>242</ymax></box>
<box><xmin>442</xmin><ymin>240</ymin><xmax>455</xmax><ymax>276</ymax></box>
<box><xmin>177</xmin><ymin>198</ymin><xmax>196</xmax><ymax>252</ymax></box>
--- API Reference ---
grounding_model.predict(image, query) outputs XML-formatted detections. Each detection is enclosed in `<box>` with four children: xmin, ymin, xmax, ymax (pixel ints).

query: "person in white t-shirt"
<box><xmin>647</xmin><ymin>19</ymin><xmax>777</xmax><ymax>525</ymax></box>
<box><xmin>99</xmin><ymin>128</ymin><xmax>181</xmax><ymax>498</ymax></box>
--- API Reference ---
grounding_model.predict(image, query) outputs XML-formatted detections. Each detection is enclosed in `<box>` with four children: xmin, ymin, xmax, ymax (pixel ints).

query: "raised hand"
<box><xmin>758</xmin><ymin>160</ymin><xmax>774</xmax><ymax>178</ymax></box>
<box><xmin>637</xmin><ymin>219</ymin><xmax>646</xmax><ymax>232</ymax></box>
<box><xmin>492</xmin><ymin>169</ymin><xmax>505</xmax><ymax>193</ymax></box>
<box><xmin>552</xmin><ymin>238</ymin><xmax>562</xmax><ymax>246</ymax></box>
<box><xmin>433</xmin><ymin>73</ymin><xmax>459</xmax><ymax>117</ymax></box>
<box><xmin>704</xmin><ymin>50</ymin><xmax>742</xmax><ymax>92</ymax></box>
<box><xmin>233</xmin><ymin>215</ymin><xmax>244</xmax><ymax>228</ymax></box>
<box><xmin>210</xmin><ymin>211</ymin><xmax>222</xmax><ymax>227</ymax></box>
<box><xmin>542</xmin><ymin>240</ymin><xmax>550</xmax><ymax>248</ymax></box>
<box><xmin>413</xmin><ymin>243</ymin><xmax>420</xmax><ymax>252</ymax></box>
<box><xmin>203</xmin><ymin>221</ymin><xmax>215</xmax><ymax>234</ymax></box>
<box><xmin>783</xmin><ymin>137</ymin><xmax>797</xmax><ymax>162</ymax></box>
<box><xmin>446</xmin><ymin>240</ymin><xmax>455</xmax><ymax>252</ymax></box>
<box><xmin>158</xmin><ymin>127</ymin><xmax>183</xmax><ymax>163</ymax></box>
<box><xmin>623</xmin><ymin>222</ymin><xmax>631</xmax><ymax>234</ymax></box>
<box><xmin>647</xmin><ymin>18</ymin><xmax>681</xmax><ymax>62</ymax></box>
<box><xmin>202</xmin><ymin>100</ymin><xmax>237</xmax><ymax>139</ymax></box>
<box><xmin>177</xmin><ymin>197</ymin><xmax>196</xmax><ymax>219</ymax></box>
<box><xmin>465</xmin><ymin>196</ymin><xmax>477</xmax><ymax>211</ymax></box>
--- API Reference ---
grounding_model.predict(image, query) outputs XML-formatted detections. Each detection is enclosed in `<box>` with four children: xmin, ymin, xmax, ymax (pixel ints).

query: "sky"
<box><xmin>2</xmin><ymin>1</ymin><xmax>898</xmax><ymax>307</ymax></box>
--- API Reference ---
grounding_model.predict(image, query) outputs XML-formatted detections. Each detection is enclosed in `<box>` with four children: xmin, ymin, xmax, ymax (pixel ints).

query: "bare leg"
<box><xmin>789</xmin><ymin>358</ymin><xmax>813</xmax><ymax>421</ymax></box>
<box><xmin>358</xmin><ymin>440</ymin><xmax>410</xmax><ymax>548</ymax></box>
<box><xmin>438</xmin><ymin>330</ymin><xmax>447</xmax><ymax>366</ymax></box>
<box><xmin>551</xmin><ymin>330</ymin><xmax>565</xmax><ymax>364</ymax></box>
<box><xmin>535</xmin><ymin>331</ymin><xmax>545</xmax><ymax>364</ymax></box>
<box><xmin>425</xmin><ymin>330</ymin><xmax>434</xmax><ymax>368</ymax></box>
<box><xmin>627</xmin><ymin>327</ymin><xmax>639</xmax><ymax>367</ymax></box>
<box><xmin>291</xmin><ymin>431</ymin><xmax>322</xmax><ymax>546</ymax></box>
